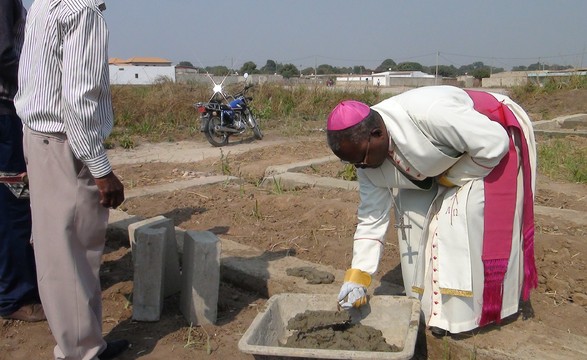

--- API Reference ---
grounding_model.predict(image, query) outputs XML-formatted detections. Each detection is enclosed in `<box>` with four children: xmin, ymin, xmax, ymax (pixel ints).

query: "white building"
<box><xmin>108</xmin><ymin>57</ymin><xmax>176</xmax><ymax>85</ymax></box>
<box><xmin>336</xmin><ymin>70</ymin><xmax>435</xmax><ymax>87</ymax></box>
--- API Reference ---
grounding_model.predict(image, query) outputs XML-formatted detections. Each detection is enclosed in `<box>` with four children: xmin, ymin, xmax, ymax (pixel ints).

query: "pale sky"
<box><xmin>21</xmin><ymin>0</ymin><xmax>587</xmax><ymax>71</ymax></box>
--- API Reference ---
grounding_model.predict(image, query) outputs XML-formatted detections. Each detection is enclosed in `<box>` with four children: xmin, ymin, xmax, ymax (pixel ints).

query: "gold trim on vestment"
<box><xmin>440</xmin><ymin>288</ymin><xmax>473</xmax><ymax>297</ymax></box>
<box><xmin>411</xmin><ymin>286</ymin><xmax>473</xmax><ymax>297</ymax></box>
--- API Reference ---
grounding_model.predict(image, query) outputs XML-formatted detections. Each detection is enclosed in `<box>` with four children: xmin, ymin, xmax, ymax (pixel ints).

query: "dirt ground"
<box><xmin>2</xmin><ymin>89</ymin><xmax>587</xmax><ymax>360</ymax></box>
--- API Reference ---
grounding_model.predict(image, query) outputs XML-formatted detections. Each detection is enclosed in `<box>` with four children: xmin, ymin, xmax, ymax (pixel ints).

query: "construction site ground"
<box><xmin>2</xmin><ymin>111</ymin><xmax>587</xmax><ymax>360</ymax></box>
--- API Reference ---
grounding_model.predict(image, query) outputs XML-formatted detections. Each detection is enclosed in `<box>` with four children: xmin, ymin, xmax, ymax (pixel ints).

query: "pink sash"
<box><xmin>464</xmin><ymin>90</ymin><xmax>537</xmax><ymax>326</ymax></box>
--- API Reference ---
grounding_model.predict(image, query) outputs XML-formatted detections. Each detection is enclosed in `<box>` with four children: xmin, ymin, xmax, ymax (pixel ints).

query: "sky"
<box><xmin>21</xmin><ymin>0</ymin><xmax>587</xmax><ymax>71</ymax></box>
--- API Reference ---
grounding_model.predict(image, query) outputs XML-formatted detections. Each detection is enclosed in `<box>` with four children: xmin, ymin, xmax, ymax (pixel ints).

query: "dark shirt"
<box><xmin>0</xmin><ymin>0</ymin><xmax>25</xmax><ymax>114</ymax></box>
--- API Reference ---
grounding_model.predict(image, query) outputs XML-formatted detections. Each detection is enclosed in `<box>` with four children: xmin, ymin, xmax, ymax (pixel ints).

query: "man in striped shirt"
<box><xmin>0</xmin><ymin>0</ymin><xmax>45</xmax><ymax>323</ymax></box>
<box><xmin>15</xmin><ymin>1</ymin><xmax>128</xmax><ymax>359</ymax></box>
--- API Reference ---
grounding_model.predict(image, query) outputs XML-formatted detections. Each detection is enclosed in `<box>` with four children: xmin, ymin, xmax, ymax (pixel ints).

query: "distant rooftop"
<box><xmin>109</xmin><ymin>57</ymin><xmax>172</xmax><ymax>66</ymax></box>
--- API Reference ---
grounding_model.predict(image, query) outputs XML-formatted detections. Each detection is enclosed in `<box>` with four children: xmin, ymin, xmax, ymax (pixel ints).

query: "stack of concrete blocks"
<box><xmin>128</xmin><ymin>216</ymin><xmax>221</xmax><ymax>325</ymax></box>
<box><xmin>128</xmin><ymin>216</ymin><xmax>181</xmax><ymax>321</ymax></box>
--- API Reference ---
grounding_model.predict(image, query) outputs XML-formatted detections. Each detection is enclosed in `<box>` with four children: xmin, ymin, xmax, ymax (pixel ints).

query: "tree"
<box><xmin>278</xmin><ymin>63</ymin><xmax>300</xmax><ymax>79</ymax></box>
<box><xmin>458</xmin><ymin>62</ymin><xmax>486</xmax><ymax>76</ymax></box>
<box><xmin>396</xmin><ymin>62</ymin><xmax>424</xmax><ymax>71</ymax></box>
<box><xmin>260</xmin><ymin>59</ymin><xmax>277</xmax><ymax>74</ymax></box>
<box><xmin>472</xmin><ymin>68</ymin><xmax>491</xmax><ymax>80</ymax></box>
<box><xmin>436</xmin><ymin>65</ymin><xmax>458</xmax><ymax>78</ymax></box>
<box><xmin>178</xmin><ymin>61</ymin><xmax>194</xmax><ymax>67</ymax></box>
<box><xmin>338</xmin><ymin>66</ymin><xmax>352</xmax><ymax>74</ymax></box>
<box><xmin>353</xmin><ymin>65</ymin><xmax>367</xmax><ymax>74</ymax></box>
<box><xmin>316</xmin><ymin>64</ymin><xmax>337</xmax><ymax>75</ymax></box>
<box><xmin>204</xmin><ymin>65</ymin><xmax>231</xmax><ymax>76</ymax></box>
<box><xmin>375</xmin><ymin>59</ymin><xmax>397</xmax><ymax>72</ymax></box>
<box><xmin>240</xmin><ymin>61</ymin><xmax>258</xmax><ymax>74</ymax></box>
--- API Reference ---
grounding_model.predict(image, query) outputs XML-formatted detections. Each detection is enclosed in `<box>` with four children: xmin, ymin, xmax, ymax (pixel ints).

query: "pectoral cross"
<box><xmin>395</xmin><ymin>216</ymin><xmax>417</xmax><ymax>264</ymax></box>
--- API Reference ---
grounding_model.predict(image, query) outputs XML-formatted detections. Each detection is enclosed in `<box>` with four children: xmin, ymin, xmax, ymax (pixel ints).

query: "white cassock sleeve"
<box><xmin>351</xmin><ymin>172</ymin><xmax>393</xmax><ymax>275</ymax></box>
<box><xmin>409</xmin><ymin>90</ymin><xmax>510</xmax><ymax>186</ymax></box>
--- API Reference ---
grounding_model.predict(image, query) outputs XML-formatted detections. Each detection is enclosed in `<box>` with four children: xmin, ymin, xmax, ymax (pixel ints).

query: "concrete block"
<box><xmin>128</xmin><ymin>216</ymin><xmax>182</xmax><ymax>297</ymax></box>
<box><xmin>131</xmin><ymin>227</ymin><xmax>167</xmax><ymax>321</ymax></box>
<box><xmin>180</xmin><ymin>230</ymin><xmax>221</xmax><ymax>325</ymax></box>
<box><xmin>175</xmin><ymin>227</ymin><xmax>186</xmax><ymax>255</ymax></box>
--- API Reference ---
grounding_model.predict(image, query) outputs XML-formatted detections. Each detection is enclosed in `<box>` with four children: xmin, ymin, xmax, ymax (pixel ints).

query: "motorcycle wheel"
<box><xmin>204</xmin><ymin>116</ymin><xmax>229</xmax><ymax>147</ymax></box>
<box><xmin>247</xmin><ymin>111</ymin><xmax>263</xmax><ymax>140</ymax></box>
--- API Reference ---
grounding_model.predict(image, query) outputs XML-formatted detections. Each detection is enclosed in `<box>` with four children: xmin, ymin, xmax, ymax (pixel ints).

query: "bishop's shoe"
<box><xmin>429</xmin><ymin>326</ymin><xmax>450</xmax><ymax>338</ymax></box>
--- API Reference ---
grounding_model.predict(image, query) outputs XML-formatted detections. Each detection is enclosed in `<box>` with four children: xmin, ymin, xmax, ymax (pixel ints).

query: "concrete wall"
<box><xmin>335</xmin><ymin>76</ymin><xmax>458</xmax><ymax>88</ymax></box>
<box><xmin>457</xmin><ymin>75</ymin><xmax>475</xmax><ymax>88</ymax></box>
<box><xmin>109</xmin><ymin>65</ymin><xmax>176</xmax><ymax>85</ymax></box>
<box><xmin>482</xmin><ymin>71</ymin><xmax>530</xmax><ymax>88</ymax></box>
<box><xmin>175</xmin><ymin>68</ymin><xmax>283</xmax><ymax>85</ymax></box>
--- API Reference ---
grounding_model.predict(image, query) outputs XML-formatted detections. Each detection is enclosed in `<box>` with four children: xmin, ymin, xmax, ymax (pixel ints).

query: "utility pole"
<box><xmin>435</xmin><ymin>51</ymin><xmax>439</xmax><ymax>85</ymax></box>
<box><xmin>314</xmin><ymin>56</ymin><xmax>318</xmax><ymax>84</ymax></box>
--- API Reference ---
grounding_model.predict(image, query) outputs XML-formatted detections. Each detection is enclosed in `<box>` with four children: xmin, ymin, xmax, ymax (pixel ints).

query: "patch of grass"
<box><xmin>219</xmin><ymin>149</ymin><xmax>231</xmax><ymax>175</ymax></box>
<box><xmin>109</xmin><ymin>82</ymin><xmax>385</xmax><ymax>144</ymax></box>
<box><xmin>510</xmin><ymin>74</ymin><xmax>587</xmax><ymax>102</ymax></box>
<box><xmin>537</xmin><ymin>136</ymin><xmax>587</xmax><ymax>183</ymax></box>
<box><xmin>108</xmin><ymin>82</ymin><xmax>586</xmax><ymax>184</ymax></box>
<box><xmin>251</xmin><ymin>199</ymin><xmax>262</xmax><ymax>220</ymax></box>
<box><xmin>184</xmin><ymin>323</ymin><xmax>212</xmax><ymax>354</ymax></box>
<box><xmin>271</xmin><ymin>176</ymin><xmax>284</xmax><ymax>194</ymax></box>
<box><xmin>118</xmin><ymin>133</ymin><xmax>136</xmax><ymax>149</ymax></box>
<box><xmin>123</xmin><ymin>293</ymin><xmax>132</xmax><ymax>309</ymax></box>
<box><xmin>337</xmin><ymin>164</ymin><xmax>357</xmax><ymax>181</ymax></box>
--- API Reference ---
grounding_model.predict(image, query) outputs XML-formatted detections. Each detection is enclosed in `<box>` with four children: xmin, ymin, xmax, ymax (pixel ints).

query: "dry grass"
<box><xmin>107</xmin><ymin>82</ymin><xmax>383</xmax><ymax>148</ymax></box>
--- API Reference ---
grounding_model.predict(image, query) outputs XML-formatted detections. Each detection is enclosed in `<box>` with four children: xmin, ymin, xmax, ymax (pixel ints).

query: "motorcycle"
<box><xmin>194</xmin><ymin>73</ymin><xmax>263</xmax><ymax>147</ymax></box>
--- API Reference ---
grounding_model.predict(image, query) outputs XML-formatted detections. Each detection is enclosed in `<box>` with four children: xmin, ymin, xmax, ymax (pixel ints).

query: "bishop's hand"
<box><xmin>338</xmin><ymin>282</ymin><xmax>368</xmax><ymax>309</ymax></box>
<box><xmin>337</xmin><ymin>269</ymin><xmax>371</xmax><ymax>310</ymax></box>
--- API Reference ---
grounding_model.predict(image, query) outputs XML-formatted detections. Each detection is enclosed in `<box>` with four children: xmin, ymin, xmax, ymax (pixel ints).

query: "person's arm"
<box><xmin>338</xmin><ymin>172</ymin><xmax>392</xmax><ymax>309</ymax></box>
<box><xmin>0</xmin><ymin>0</ymin><xmax>20</xmax><ymax>84</ymax></box>
<box><xmin>351</xmin><ymin>173</ymin><xmax>393</xmax><ymax>274</ymax></box>
<box><xmin>60</xmin><ymin>5</ymin><xmax>112</xmax><ymax>178</ymax></box>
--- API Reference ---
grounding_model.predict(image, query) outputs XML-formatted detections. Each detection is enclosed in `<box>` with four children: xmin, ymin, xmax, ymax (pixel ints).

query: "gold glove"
<box><xmin>338</xmin><ymin>269</ymin><xmax>372</xmax><ymax>309</ymax></box>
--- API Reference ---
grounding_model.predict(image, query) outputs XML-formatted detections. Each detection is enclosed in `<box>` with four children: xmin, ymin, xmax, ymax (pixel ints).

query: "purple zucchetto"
<box><xmin>327</xmin><ymin>100</ymin><xmax>371</xmax><ymax>131</ymax></box>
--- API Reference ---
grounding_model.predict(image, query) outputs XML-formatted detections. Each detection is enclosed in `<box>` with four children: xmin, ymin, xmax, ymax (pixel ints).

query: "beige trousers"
<box><xmin>24</xmin><ymin>127</ymin><xmax>108</xmax><ymax>360</ymax></box>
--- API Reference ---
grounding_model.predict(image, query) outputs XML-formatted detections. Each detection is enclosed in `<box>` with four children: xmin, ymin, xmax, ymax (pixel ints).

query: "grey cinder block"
<box><xmin>180</xmin><ymin>230</ymin><xmax>221</xmax><ymax>325</ymax></box>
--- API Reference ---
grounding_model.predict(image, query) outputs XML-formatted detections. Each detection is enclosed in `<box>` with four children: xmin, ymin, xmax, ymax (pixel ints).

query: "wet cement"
<box><xmin>282</xmin><ymin>310</ymin><xmax>400</xmax><ymax>352</ymax></box>
<box><xmin>286</xmin><ymin>266</ymin><xmax>335</xmax><ymax>284</ymax></box>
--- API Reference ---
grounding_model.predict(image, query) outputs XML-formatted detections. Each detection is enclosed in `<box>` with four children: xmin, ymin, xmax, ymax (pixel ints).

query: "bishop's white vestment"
<box><xmin>351</xmin><ymin>85</ymin><xmax>536</xmax><ymax>333</ymax></box>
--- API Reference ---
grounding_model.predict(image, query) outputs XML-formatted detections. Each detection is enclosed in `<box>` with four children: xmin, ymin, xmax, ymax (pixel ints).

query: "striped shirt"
<box><xmin>0</xmin><ymin>0</ymin><xmax>26</xmax><ymax>105</ymax></box>
<box><xmin>15</xmin><ymin>0</ymin><xmax>113</xmax><ymax>178</ymax></box>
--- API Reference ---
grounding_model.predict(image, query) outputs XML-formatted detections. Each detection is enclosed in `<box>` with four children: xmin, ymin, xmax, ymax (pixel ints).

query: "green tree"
<box><xmin>178</xmin><ymin>61</ymin><xmax>194</xmax><ymax>67</ymax></box>
<box><xmin>353</xmin><ymin>65</ymin><xmax>367</xmax><ymax>74</ymax></box>
<box><xmin>261</xmin><ymin>59</ymin><xmax>277</xmax><ymax>74</ymax></box>
<box><xmin>436</xmin><ymin>65</ymin><xmax>458</xmax><ymax>77</ymax></box>
<box><xmin>338</xmin><ymin>66</ymin><xmax>352</xmax><ymax>74</ymax></box>
<box><xmin>278</xmin><ymin>63</ymin><xmax>300</xmax><ymax>79</ymax></box>
<box><xmin>458</xmin><ymin>62</ymin><xmax>487</xmax><ymax>76</ymax></box>
<box><xmin>316</xmin><ymin>64</ymin><xmax>337</xmax><ymax>75</ymax></box>
<box><xmin>472</xmin><ymin>68</ymin><xmax>491</xmax><ymax>80</ymax></box>
<box><xmin>240</xmin><ymin>61</ymin><xmax>258</xmax><ymax>74</ymax></box>
<box><xmin>375</xmin><ymin>59</ymin><xmax>397</xmax><ymax>72</ymax></box>
<box><xmin>512</xmin><ymin>65</ymin><xmax>528</xmax><ymax>71</ymax></box>
<box><xmin>396</xmin><ymin>62</ymin><xmax>424</xmax><ymax>71</ymax></box>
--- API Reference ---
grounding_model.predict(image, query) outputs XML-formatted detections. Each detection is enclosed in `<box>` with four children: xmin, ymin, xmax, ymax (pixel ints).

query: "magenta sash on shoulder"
<box><xmin>464</xmin><ymin>90</ymin><xmax>537</xmax><ymax>327</ymax></box>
